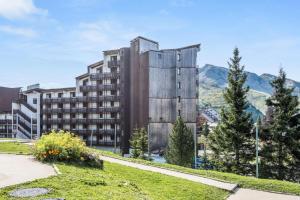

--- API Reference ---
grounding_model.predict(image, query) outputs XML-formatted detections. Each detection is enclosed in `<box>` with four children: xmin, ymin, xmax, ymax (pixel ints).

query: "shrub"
<box><xmin>33</xmin><ymin>130</ymin><xmax>86</xmax><ymax>162</ymax></box>
<box><xmin>80</xmin><ymin>151</ymin><xmax>104</xmax><ymax>169</ymax></box>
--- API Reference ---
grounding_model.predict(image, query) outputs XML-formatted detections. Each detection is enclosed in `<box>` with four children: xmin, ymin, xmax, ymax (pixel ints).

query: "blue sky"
<box><xmin>0</xmin><ymin>0</ymin><xmax>300</xmax><ymax>88</ymax></box>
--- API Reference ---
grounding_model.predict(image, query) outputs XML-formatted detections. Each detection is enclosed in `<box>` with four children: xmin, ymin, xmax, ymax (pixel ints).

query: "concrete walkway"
<box><xmin>228</xmin><ymin>188</ymin><xmax>300</xmax><ymax>200</ymax></box>
<box><xmin>100</xmin><ymin>155</ymin><xmax>237</xmax><ymax>191</ymax></box>
<box><xmin>100</xmin><ymin>156</ymin><xmax>300</xmax><ymax>200</ymax></box>
<box><xmin>0</xmin><ymin>154</ymin><xmax>56</xmax><ymax>188</ymax></box>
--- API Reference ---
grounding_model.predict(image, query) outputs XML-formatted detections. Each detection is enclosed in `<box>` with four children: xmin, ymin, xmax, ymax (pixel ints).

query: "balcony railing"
<box><xmin>90</xmin><ymin>72</ymin><xmax>120</xmax><ymax>80</ymax></box>
<box><xmin>107</xmin><ymin>60</ymin><xmax>120</xmax><ymax>68</ymax></box>
<box><xmin>80</xmin><ymin>84</ymin><xmax>120</xmax><ymax>92</ymax></box>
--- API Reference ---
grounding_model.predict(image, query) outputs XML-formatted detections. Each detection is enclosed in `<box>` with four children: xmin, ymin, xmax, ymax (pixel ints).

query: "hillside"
<box><xmin>198</xmin><ymin>64</ymin><xmax>300</xmax><ymax>117</ymax></box>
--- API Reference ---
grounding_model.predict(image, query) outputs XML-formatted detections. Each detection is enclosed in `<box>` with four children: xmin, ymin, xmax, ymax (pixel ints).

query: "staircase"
<box><xmin>14</xmin><ymin>110</ymin><xmax>37</xmax><ymax>140</ymax></box>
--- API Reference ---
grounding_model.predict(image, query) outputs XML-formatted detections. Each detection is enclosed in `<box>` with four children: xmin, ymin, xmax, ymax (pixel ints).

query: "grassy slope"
<box><xmin>0</xmin><ymin>162</ymin><xmax>228</xmax><ymax>200</ymax></box>
<box><xmin>0</xmin><ymin>142</ymin><xmax>31</xmax><ymax>154</ymax></box>
<box><xmin>95</xmin><ymin>149</ymin><xmax>300</xmax><ymax>195</ymax></box>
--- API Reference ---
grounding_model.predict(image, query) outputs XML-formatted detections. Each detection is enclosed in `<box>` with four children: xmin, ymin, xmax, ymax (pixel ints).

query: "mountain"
<box><xmin>198</xmin><ymin>64</ymin><xmax>300</xmax><ymax>119</ymax></box>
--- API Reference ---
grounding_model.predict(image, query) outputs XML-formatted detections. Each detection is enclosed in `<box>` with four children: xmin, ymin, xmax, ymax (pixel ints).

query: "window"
<box><xmin>110</xmin><ymin>55</ymin><xmax>117</xmax><ymax>61</ymax></box>
<box><xmin>177</xmin><ymin>68</ymin><xmax>181</xmax><ymax>75</ymax></box>
<box><xmin>83</xmin><ymin>124</ymin><xmax>87</xmax><ymax>129</ymax></box>
<box><xmin>177</xmin><ymin>52</ymin><xmax>181</xmax><ymax>61</ymax></box>
<box><xmin>83</xmin><ymin>92</ymin><xmax>87</xmax><ymax>97</ymax></box>
<box><xmin>58</xmin><ymin>124</ymin><xmax>62</xmax><ymax>129</ymax></box>
<box><xmin>98</xmin><ymin>102</ymin><xmax>103</xmax><ymax>107</ymax></box>
<box><xmin>111</xmin><ymin>113</ymin><xmax>116</xmax><ymax>119</ymax></box>
<box><xmin>58</xmin><ymin>93</ymin><xmax>63</xmax><ymax>98</ymax></box>
<box><xmin>71</xmin><ymin>103</ymin><xmax>76</xmax><ymax>108</ymax></box>
<box><xmin>47</xmin><ymin>125</ymin><xmax>51</xmax><ymax>130</ymax></box>
<box><xmin>110</xmin><ymin>101</ymin><xmax>114</xmax><ymax>107</ymax></box>
<box><xmin>33</xmin><ymin>98</ymin><xmax>37</xmax><ymax>104</ymax></box>
<box><xmin>111</xmin><ymin>90</ymin><xmax>116</xmax><ymax>95</ymax></box>
<box><xmin>158</xmin><ymin>54</ymin><xmax>162</xmax><ymax>59</ymax></box>
<box><xmin>58</xmin><ymin>103</ymin><xmax>63</xmax><ymax>108</ymax></box>
<box><xmin>99</xmin><ymin>113</ymin><xmax>103</xmax><ymax>118</ymax></box>
<box><xmin>178</xmin><ymin>82</ymin><xmax>181</xmax><ymax>89</ymax></box>
<box><xmin>178</xmin><ymin>109</ymin><xmax>181</xmax><ymax>117</ymax></box>
<box><xmin>71</xmin><ymin>124</ymin><xmax>76</xmax><ymax>130</ymax></box>
<box><xmin>97</xmin><ymin>124</ymin><xmax>103</xmax><ymax>129</ymax></box>
<box><xmin>110</xmin><ymin>135</ymin><xmax>115</xmax><ymax>140</ymax></box>
<box><xmin>98</xmin><ymin>91</ymin><xmax>103</xmax><ymax>96</ymax></box>
<box><xmin>110</xmin><ymin>124</ymin><xmax>115</xmax><ymax>129</ymax></box>
<box><xmin>47</xmin><ymin>114</ymin><xmax>51</xmax><ymax>119</ymax></box>
<box><xmin>111</xmin><ymin>79</ymin><xmax>117</xmax><ymax>84</ymax></box>
<box><xmin>99</xmin><ymin>134</ymin><xmax>103</xmax><ymax>140</ymax></box>
<box><xmin>46</xmin><ymin>93</ymin><xmax>51</xmax><ymax>98</ymax></box>
<box><xmin>46</xmin><ymin>104</ymin><xmax>51</xmax><ymax>109</ymax></box>
<box><xmin>97</xmin><ymin>80</ymin><xmax>103</xmax><ymax>85</ymax></box>
<box><xmin>70</xmin><ymin>92</ymin><xmax>76</xmax><ymax>97</ymax></box>
<box><xmin>83</xmin><ymin>102</ymin><xmax>88</xmax><ymax>108</ymax></box>
<box><xmin>71</xmin><ymin>113</ymin><xmax>76</xmax><ymax>118</ymax></box>
<box><xmin>83</xmin><ymin>113</ymin><xmax>87</xmax><ymax>118</ymax></box>
<box><xmin>97</xmin><ymin>67</ymin><xmax>103</xmax><ymax>74</ymax></box>
<box><xmin>177</xmin><ymin>96</ymin><xmax>181</xmax><ymax>103</ymax></box>
<box><xmin>83</xmin><ymin>79</ymin><xmax>88</xmax><ymax>86</ymax></box>
<box><xmin>58</xmin><ymin>113</ymin><xmax>62</xmax><ymax>119</ymax></box>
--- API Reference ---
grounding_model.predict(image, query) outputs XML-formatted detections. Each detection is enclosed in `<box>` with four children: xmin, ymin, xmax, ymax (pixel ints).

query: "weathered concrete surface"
<box><xmin>0</xmin><ymin>154</ymin><xmax>56</xmax><ymax>188</ymax></box>
<box><xmin>100</xmin><ymin>155</ymin><xmax>237</xmax><ymax>191</ymax></box>
<box><xmin>228</xmin><ymin>188</ymin><xmax>300</xmax><ymax>200</ymax></box>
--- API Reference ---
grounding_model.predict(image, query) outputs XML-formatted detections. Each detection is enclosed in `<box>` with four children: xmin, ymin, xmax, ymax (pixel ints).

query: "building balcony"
<box><xmin>107</xmin><ymin>60</ymin><xmax>120</xmax><ymax>68</ymax></box>
<box><xmin>90</xmin><ymin>72</ymin><xmax>120</xmax><ymax>80</ymax></box>
<box><xmin>80</xmin><ymin>84</ymin><xmax>120</xmax><ymax>92</ymax></box>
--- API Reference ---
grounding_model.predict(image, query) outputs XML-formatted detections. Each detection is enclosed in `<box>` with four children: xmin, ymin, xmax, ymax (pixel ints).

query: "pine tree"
<box><xmin>165</xmin><ymin>117</ymin><xmax>194</xmax><ymax>167</ymax></box>
<box><xmin>129</xmin><ymin>128</ymin><xmax>148</xmax><ymax>159</ymax></box>
<box><xmin>200</xmin><ymin>122</ymin><xmax>209</xmax><ymax>169</ymax></box>
<box><xmin>208</xmin><ymin>48</ymin><xmax>254</xmax><ymax>175</ymax></box>
<box><xmin>260</xmin><ymin>69</ymin><xmax>299</xmax><ymax>181</ymax></box>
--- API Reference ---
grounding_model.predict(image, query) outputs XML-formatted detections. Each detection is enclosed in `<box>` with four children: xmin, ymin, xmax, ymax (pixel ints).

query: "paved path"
<box><xmin>0</xmin><ymin>154</ymin><xmax>56</xmax><ymax>188</ymax></box>
<box><xmin>100</xmin><ymin>156</ymin><xmax>300</xmax><ymax>200</ymax></box>
<box><xmin>100</xmin><ymin>155</ymin><xmax>237</xmax><ymax>191</ymax></box>
<box><xmin>228</xmin><ymin>188</ymin><xmax>300</xmax><ymax>200</ymax></box>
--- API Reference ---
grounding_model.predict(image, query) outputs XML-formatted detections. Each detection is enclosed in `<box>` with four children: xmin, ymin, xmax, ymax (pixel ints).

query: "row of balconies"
<box><xmin>42</xmin><ymin>107</ymin><xmax>121</xmax><ymax>114</ymax></box>
<box><xmin>90</xmin><ymin>72</ymin><xmax>120</xmax><ymax>80</ymax></box>
<box><xmin>80</xmin><ymin>84</ymin><xmax>120</xmax><ymax>92</ymax></box>
<box><xmin>43</xmin><ymin>95</ymin><xmax>120</xmax><ymax>103</ymax></box>
<box><xmin>42</xmin><ymin>118</ymin><xmax>120</xmax><ymax>124</ymax></box>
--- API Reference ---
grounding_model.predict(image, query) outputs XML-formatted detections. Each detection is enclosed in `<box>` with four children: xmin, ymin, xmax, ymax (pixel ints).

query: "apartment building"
<box><xmin>11</xmin><ymin>36</ymin><xmax>200</xmax><ymax>153</ymax></box>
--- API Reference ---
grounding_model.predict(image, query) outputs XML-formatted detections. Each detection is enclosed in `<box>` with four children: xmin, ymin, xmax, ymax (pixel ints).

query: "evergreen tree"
<box><xmin>130</xmin><ymin>128</ymin><xmax>141</xmax><ymax>158</ymax></box>
<box><xmin>200</xmin><ymin>122</ymin><xmax>209</xmax><ymax>169</ymax></box>
<box><xmin>165</xmin><ymin>117</ymin><xmax>194</xmax><ymax>167</ymax></box>
<box><xmin>129</xmin><ymin>128</ymin><xmax>148</xmax><ymax>159</ymax></box>
<box><xmin>260</xmin><ymin>69</ymin><xmax>299</xmax><ymax>181</ymax></box>
<box><xmin>208</xmin><ymin>48</ymin><xmax>254</xmax><ymax>175</ymax></box>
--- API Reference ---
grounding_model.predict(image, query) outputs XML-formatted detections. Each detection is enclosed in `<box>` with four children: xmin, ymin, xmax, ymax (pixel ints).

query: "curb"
<box><xmin>53</xmin><ymin>164</ymin><xmax>62</xmax><ymax>175</ymax></box>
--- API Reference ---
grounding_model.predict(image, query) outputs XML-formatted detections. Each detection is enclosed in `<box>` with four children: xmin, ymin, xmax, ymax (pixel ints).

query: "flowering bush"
<box><xmin>33</xmin><ymin>130</ymin><xmax>86</xmax><ymax>162</ymax></box>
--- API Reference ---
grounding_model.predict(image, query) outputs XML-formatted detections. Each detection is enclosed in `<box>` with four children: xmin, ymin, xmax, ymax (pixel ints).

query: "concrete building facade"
<box><xmin>10</xmin><ymin>36</ymin><xmax>200</xmax><ymax>152</ymax></box>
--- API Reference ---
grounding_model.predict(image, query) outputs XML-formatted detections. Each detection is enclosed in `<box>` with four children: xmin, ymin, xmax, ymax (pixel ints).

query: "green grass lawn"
<box><xmin>0</xmin><ymin>162</ymin><xmax>228</xmax><ymax>200</ymax></box>
<box><xmin>0</xmin><ymin>142</ymin><xmax>32</xmax><ymax>154</ymax></box>
<box><xmin>94</xmin><ymin>149</ymin><xmax>300</xmax><ymax>195</ymax></box>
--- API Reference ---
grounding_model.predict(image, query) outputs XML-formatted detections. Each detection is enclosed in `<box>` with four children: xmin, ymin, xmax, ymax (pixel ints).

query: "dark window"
<box><xmin>58</xmin><ymin>103</ymin><xmax>63</xmax><ymax>108</ymax></box>
<box><xmin>83</xmin><ymin>79</ymin><xmax>88</xmax><ymax>86</ymax></box>
<box><xmin>97</xmin><ymin>124</ymin><xmax>103</xmax><ymax>129</ymax></box>
<box><xmin>111</xmin><ymin>90</ymin><xmax>116</xmax><ymax>95</ymax></box>
<box><xmin>70</xmin><ymin>92</ymin><xmax>76</xmax><ymax>97</ymax></box>
<box><xmin>111</xmin><ymin>113</ymin><xmax>116</xmax><ymax>118</ymax></box>
<box><xmin>110</xmin><ymin>135</ymin><xmax>115</xmax><ymax>140</ymax></box>
<box><xmin>98</xmin><ymin>102</ymin><xmax>103</xmax><ymax>107</ymax></box>
<box><xmin>83</xmin><ymin>113</ymin><xmax>87</xmax><ymax>118</ymax></box>
<box><xmin>97</xmin><ymin>67</ymin><xmax>103</xmax><ymax>73</ymax></box>
<box><xmin>71</xmin><ymin>103</ymin><xmax>76</xmax><ymax>108</ymax></box>
<box><xmin>111</xmin><ymin>79</ymin><xmax>117</xmax><ymax>84</ymax></box>
<box><xmin>98</xmin><ymin>91</ymin><xmax>103</xmax><ymax>96</ymax></box>
<box><xmin>83</xmin><ymin>92</ymin><xmax>87</xmax><ymax>97</ymax></box>
<box><xmin>46</xmin><ymin>125</ymin><xmax>51</xmax><ymax>130</ymax></box>
<box><xmin>110</xmin><ymin>101</ymin><xmax>114</xmax><ymax>107</ymax></box>
<box><xmin>58</xmin><ymin>93</ymin><xmax>63</xmax><ymax>98</ymax></box>
<box><xmin>58</xmin><ymin>113</ymin><xmax>62</xmax><ymax>119</ymax></box>
<box><xmin>47</xmin><ymin>114</ymin><xmax>51</xmax><ymax>119</ymax></box>
<box><xmin>178</xmin><ymin>109</ymin><xmax>181</xmax><ymax>117</ymax></box>
<box><xmin>99</xmin><ymin>134</ymin><xmax>103</xmax><ymax>140</ymax></box>
<box><xmin>71</xmin><ymin>113</ymin><xmax>76</xmax><ymax>118</ymax></box>
<box><xmin>110</xmin><ymin>124</ymin><xmax>115</xmax><ymax>129</ymax></box>
<box><xmin>46</xmin><ymin>93</ymin><xmax>51</xmax><ymax>98</ymax></box>
<box><xmin>46</xmin><ymin>104</ymin><xmax>51</xmax><ymax>108</ymax></box>
<box><xmin>97</xmin><ymin>80</ymin><xmax>103</xmax><ymax>85</ymax></box>
<box><xmin>83</xmin><ymin>124</ymin><xmax>87</xmax><ymax>129</ymax></box>
<box><xmin>33</xmin><ymin>98</ymin><xmax>37</xmax><ymax>104</ymax></box>
<box><xmin>110</xmin><ymin>55</ymin><xmax>117</xmax><ymax>61</ymax></box>
<box><xmin>178</xmin><ymin>82</ymin><xmax>181</xmax><ymax>89</ymax></box>
<box><xmin>71</xmin><ymin>124</ymin><xmax>76</xmax><ymax>129</ymax></box>
<box><xmin>58</xmin><ymin>124</ymin><xmax>62</xmax><ymax>129</ymax></box>
<box><xmin>99</xmin><ymin>113</ymin><xmax>103</xmax><ymax>118</ymax></box>
<box><xmin>177</xmin><ymin>96</ymin><xmax>181</xmax><ymax>103</ymax></box>
<box><xmin>83</xmin><ymin>102</ymin><xmax>88</xmax><ymax>108</ymax></box>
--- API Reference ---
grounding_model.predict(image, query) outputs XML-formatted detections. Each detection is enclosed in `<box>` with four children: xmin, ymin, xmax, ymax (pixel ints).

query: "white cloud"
<box><xmin>0</xmin><ymin>0</ymin><xmax>47</xmax><ymax>19</ymax></box>
<box><xmin>0</xmin><ymin>25</ymin><xmax>37</xmax><ymax>37</ymax></box>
